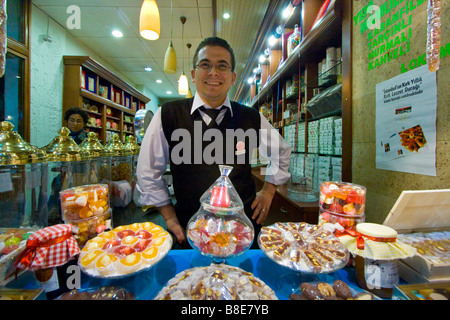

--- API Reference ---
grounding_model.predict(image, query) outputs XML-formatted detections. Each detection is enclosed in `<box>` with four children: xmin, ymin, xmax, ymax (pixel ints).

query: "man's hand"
<box><xmin>157</xmin><ymin>204</ymin><xmax>186</xmax><ymax>244</ymax></box>
<box><xmin>251</xmin><ymin>182</ymin><xmax>277</xmax><ymax>224</ymax></box>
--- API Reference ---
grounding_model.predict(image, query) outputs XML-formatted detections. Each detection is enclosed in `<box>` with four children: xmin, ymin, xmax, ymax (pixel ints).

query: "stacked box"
<box><xmin>331</xmin><ymin>156</ymin><xmax>342</xmax><ymax>181</ymax></box>
<box><xmin>319</xmin><ymin>116</ymin><xmax>339</xmax><ymax>155</ymax></box>
<box><xmin>334</xmin><ymin>118</ymin><xmax>342</xmax><ymax>155</ymax></box>
<box><xmin>307</xmin><ymin>120</ymin><xmax>319</xmax><ymax>153</ymax></box>
<box><xmin>318</xmin><ymin>156</ymin><xmax>332</xmax><ymax>184</ymax></box>
<box><xmin>284</xmin><ymin>123</ymin><xmax>305</xmax><ymax>153</ymax></box>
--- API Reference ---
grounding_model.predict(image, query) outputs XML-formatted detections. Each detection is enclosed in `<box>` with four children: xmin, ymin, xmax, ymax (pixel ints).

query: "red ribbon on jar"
<box><xmin>335</xmin><ymin>228</ymin><xmax>397</xmax><ymax>250</ymax></box>
<box><xmin>6</xmin><ymin>224</ymin><xmax>80</xmax><ymax>280</ymax></box>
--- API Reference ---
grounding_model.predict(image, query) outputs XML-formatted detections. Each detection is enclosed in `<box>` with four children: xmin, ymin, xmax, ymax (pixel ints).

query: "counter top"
<box><xmin>10</xmin><ymin>249</ymin><xmax>360</xmax><ymax>300</ymax></box>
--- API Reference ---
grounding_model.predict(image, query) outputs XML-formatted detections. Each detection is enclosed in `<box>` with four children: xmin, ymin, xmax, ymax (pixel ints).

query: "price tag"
<box><xmin>0</xmin><ymin>172</ymin><xmax>13</xmax><ymax>193</ymax></box>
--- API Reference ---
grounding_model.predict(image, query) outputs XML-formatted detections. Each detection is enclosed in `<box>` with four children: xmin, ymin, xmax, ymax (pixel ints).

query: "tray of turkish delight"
<box><xmin>154</xmin><ymin>263</ymin><xmax>278</xmax><ymax>300</ymax></box>
<box><xmin>258</xmin><ymin>222</ymin><xmax>349</xmax><ymax>274</ymax></box>
<box><xmin>77</xmin><ymin>222</ymin><xmax>172</xmax><ymax>279</ymax></box>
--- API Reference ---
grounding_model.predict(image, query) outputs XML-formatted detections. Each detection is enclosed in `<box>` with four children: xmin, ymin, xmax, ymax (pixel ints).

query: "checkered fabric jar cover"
<box><xmin>16</xmin><ymin>224</ymin><xmax>80</xmax><ymax>271</ymax></box>
<box><xmin>336</xmin><ymin>223</ymin><xmax>417</xmax><ymax>260</ymax></box>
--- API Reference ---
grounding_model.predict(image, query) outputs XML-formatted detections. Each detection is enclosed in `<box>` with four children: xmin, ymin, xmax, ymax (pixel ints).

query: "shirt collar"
<box><xmin>190</xmin><ymin>92</ymin><xmax>233</xmax><ymax>116</ymax></box>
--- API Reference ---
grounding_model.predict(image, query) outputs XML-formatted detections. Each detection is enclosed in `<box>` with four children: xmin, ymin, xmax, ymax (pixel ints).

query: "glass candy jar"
<box><xmin>318</xmin><ymin>181</ymin><xmax>366</xmax><ymax>230</ymax></box>
<box><xmin>187</xmin><ymin>165</ymin><xmax>254</xmax><ymax>264</ymax></box>
<box><xmin>104</xmin><ymin>133</ymin><xmax>133</xmax><ymax>208</ymax></box>
<box><xmin>41</xmin><ymin>127</ymin><xmax>90</xmax><ymax>225</ymax></box>
<box><xmin>79</xmin><ymin>132</ymin><xmax>112</xmax><ymax>185</ymax></box>
<box><xmin>0</xmin><ymin>121</ymin><xmax>48</xmax><ymax>227</ymax></box>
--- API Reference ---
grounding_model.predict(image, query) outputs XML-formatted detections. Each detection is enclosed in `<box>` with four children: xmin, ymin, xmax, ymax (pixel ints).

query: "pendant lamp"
<box><xmin>178</xmin><ymin>17</ymin><xmax>189</xmax><ymax>95</ymax></box>
<box><xmin>186</xmin><ymin>43</ymin><xmax>193</xmax><ymax>98</ymax></box>
<box><xmin>164</xmin><ymin>0</ymin><xmax>177</xmax><ymax>73</ymax></box>
<box><xmin>139</xmin><ymin>0</ymin><xmax>160</xmax><ymax>40</ymax></box>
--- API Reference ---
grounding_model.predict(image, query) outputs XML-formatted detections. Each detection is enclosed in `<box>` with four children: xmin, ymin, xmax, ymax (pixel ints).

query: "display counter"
<box><xmin>7</xmin><ymin>248</ymin><xmax>372</xmax><ymax>300</ymax></box>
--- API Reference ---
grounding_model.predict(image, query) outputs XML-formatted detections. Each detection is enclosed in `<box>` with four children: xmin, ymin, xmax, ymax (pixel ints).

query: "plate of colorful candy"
<box><xmin>78</xmin><ymin>222</ymin><xmax>172</xmax><ymax>279</ymax></box>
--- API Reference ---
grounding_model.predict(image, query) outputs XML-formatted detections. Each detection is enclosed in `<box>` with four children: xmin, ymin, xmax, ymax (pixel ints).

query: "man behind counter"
<box><xmin>136</xmin><ymin>37</ymin><xmax>291</xmax><ymax>248</ymax></box>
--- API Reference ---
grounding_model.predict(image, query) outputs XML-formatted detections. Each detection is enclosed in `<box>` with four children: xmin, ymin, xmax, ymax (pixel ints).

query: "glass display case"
<box><xmin>0</xmin><ymin>121</ymin><xmax>48</xmax><ymax>227</ymax></box>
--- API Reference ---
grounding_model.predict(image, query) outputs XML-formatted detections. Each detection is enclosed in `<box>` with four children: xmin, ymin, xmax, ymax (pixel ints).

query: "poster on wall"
<box><xmin>376</xmin><ymin>65</ymin><xmax>437</xmax><ymax>176</ymax></box>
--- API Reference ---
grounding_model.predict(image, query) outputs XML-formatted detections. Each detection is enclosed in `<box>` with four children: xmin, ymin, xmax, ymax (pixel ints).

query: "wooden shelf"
<box><xmin>63</xmin><ymin>56</ymin><xmax>150</xmax><ymax>143</ymax></box>
<box><xmin>242</xmin><ymin>0</ymin><xmax>352</xmax><ymax>204</ymax></box>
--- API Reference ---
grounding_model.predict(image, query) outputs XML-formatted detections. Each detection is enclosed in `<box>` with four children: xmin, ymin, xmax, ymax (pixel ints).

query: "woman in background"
<box><xmin>64</xmin><ymin>107</ymin><xmax>88</xmax><ymax>144</ymax></box>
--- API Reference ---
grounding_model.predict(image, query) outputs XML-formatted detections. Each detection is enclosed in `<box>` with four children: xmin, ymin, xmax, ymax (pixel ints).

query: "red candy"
<box><xmin>134</xmin><ymin>239</ymin><xmax>151</xmax><ymax>252</ymax></box>
<box><xmin>117</xmin><ymin>230</ymin><xmax>135</xmax><ymax>239</ymax></box>
<box><xmin>135</xmin><ymin>230</ymin><xmax>152</xmax><ymax>240</ymax></box>
<box><xmin>210</xmin><ymin>186</ymin><xmax>230</xmax><ymax>207</ymax></box>
<box><xmin>102</xmin><ymin>239</ymin><xmax>121</xmax><ymax>250</ymax></box>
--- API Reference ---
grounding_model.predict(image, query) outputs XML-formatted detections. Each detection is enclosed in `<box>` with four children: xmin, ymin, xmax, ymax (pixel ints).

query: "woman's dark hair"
<box><xmin>193</xmin><ymin>37</ymin><xmax>236</xmax><ymax>72</ymax></box>
<box><xmin>64</xmin><ymin>107</ymin><xmax>88</xmax><ymax>126</ymax></box>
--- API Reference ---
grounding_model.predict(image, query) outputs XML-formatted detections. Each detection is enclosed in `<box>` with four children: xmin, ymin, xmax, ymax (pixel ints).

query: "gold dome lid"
<box><xmin>104</xmin><ymin>133</ymin><xmax>132</xmax><ymax>157</ymax></box>
<box><xmin>79</xmin><ymin>132</ymin><xmax>110</xmax><ymax>158</ymax></box>
<box><xmin>0</xmin><ymin>121</ymin><xmax>47</xmax><ymax>165</ymax></box>
<box><xmin>123</xmin><ymin>135</ymin><xmax>140</xmax><ymax>155</ymax></box>
<box><xmin>41</xmin><ymin>127</ymin><xmax>89</xmax><ymax>162</ymax></box>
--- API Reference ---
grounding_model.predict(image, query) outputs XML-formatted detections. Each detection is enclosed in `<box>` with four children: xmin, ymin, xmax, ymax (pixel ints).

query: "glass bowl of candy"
<box><xmin>60</xmin><ymin>184</ymin><xmax>111</xmax><ymax>247</ymax></box>
<box><xmin>318</xmin><ymin>181</ymin><xmax>366</xmax><ymax>229</ymax></box>
<box><xmin>60</xmin><ymin>184</ymin><xmax>110</xmax><ymax>221</ymax></box>
<box><xmin>187</xmin><ymin>166</ymin><xmax>254</xmax><ymax>264</ymax></box>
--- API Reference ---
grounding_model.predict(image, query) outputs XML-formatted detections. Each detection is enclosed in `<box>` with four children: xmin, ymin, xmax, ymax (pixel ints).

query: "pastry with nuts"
<box><xmin>258</xmin><ymin>222</ymin><xmax>349</xmax><ymax>273</ymax></box>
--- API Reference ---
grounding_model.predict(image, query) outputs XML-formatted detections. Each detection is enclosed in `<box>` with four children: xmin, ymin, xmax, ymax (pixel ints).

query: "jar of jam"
<box><xmin>337</xmin><ymin>223</ymin><xmax>416</xmax><ymax>299</ymax></box>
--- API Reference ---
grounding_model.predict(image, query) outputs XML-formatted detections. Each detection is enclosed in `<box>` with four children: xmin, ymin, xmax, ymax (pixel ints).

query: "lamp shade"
<box><xmin>178</xmin><ymin>73</ymin><xmax>189</xmax><ymax>95</ymax></box>
<box><xmin>164</xmin><ymin>40</ymin><xmax>177</xmax><ymax>73</ymax></box>
<box><xmin>186</xmin><ymin>86</ymin><xmax>193</xmax><ymax>98</ymax></box>
<box><xmin>139</xmin><ymin>0</ymin><xmax>160</xmax><ymax>40</ymax></box>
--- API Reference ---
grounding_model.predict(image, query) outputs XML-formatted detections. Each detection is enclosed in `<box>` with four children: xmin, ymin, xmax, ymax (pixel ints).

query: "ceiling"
<box><xmin>32</xmin><ymin>0</ymin><xmax>272</xmax><ymax>104</ymax></box>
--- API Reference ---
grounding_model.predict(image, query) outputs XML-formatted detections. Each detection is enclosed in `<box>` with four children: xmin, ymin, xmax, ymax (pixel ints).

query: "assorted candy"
<box><xmin>258</xmin><ymin>222</ymin><xmax>349</xmax><ymax>273</ymax></box>
<box><xmin>318</xmin><ymin>181</ymin><xmax>366</xmax><ymax>229</ymax></box>
<box><xmin>155</xmin><ymin>264</ymin><xmax>277</xmax><ymax>300</ymax></box>
<box><xmin>78</xmin><ymin>222</ymin><xmax>172</xmax><ymax>278</ymax></box>
<box><xmin>0</xmin><ymin>228</ymin><xmax>32</xmax><ymax>259</ymax></box>
<box><xmin>187</xmin><ymin>213</ymin><xmax>254</xmax><ymax>258</ymax></box>
<box><xmin>60</xmin><ymin>184</ymin><xmax>110</xmax><ymax>221</ymax></box>
<box><xmin>290</xmin><ymin>280</ymin><xmax>377</xmax><ymax>300</ymax></box>
<box><xmin>397</xmin><ymin>231</ymin><xmax>450</xmax><ymax>265</ymax></box>
<box><xmin>60</xmin><ymin>184</ymin><xmax>111</xmax><ymax>247</ymax></box>
<box><xmin>0</xmin><ymin>228</ymin><xmax>34</xmax><ymax>284</ymax></box>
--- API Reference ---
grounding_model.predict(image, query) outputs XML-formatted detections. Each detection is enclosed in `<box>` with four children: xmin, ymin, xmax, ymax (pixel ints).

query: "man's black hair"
<box><xmin>193</xmin><ymin>37</ymin><xmax>236</xmax><ymax>72</ymax></box>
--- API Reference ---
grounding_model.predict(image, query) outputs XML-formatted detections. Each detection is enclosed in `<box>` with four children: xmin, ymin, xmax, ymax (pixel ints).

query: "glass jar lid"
<box><xmin>104</xmin><ymin>133</ymin><xmax>132</xmax><ymax>157</ymax></box>
<box><xmin>41</xmin><ymin>127</ymin><xmax>89</xmax><ymax>162</ymax></box>
<box><xmin>200</xmin><ymin>165</ymin><xmax>244</xmax><ymax>214</ymax></box>
<box><xmin>123</xmin><ymin>135</ymin><xmax>140</xmax><ymax>155</ymax></box>
<box><xmin>0</xmin><ymin>121</ymin><xmax>47</xmax><ymax>165</ymax></box>
<box><xmin>79</xmin><ymin>132</ymin><xmax>110</xmax><ymax>158</ymax></box>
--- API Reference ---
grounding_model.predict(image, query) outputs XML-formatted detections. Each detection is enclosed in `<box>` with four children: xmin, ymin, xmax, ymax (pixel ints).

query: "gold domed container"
<box><xmin>79</xmin><ymin>131</ymin><xmax>112</xmax><ymax>184</ymax></box>
<box><xmin>41</xmin><ymin>127</ymin><xmax>90</xmax><ymax>225</ymax></box>
<box><xmin>0</xmin><ymin>121</ymin><xmax>48</xmax><ymax>227</ymax></box>
<box><xmin>104</xmin><ymin>133</ymin><xmax>133</xmax><ymax>209</ymax></box>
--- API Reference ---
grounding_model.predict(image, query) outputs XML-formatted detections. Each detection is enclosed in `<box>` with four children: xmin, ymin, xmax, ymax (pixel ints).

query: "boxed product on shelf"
<box><xmin>383</xmin><ymin>189</ymin><xmax>450</xmax><ymax>283</ymax></box>
<box><xmin>307</xmin><ymin>120</ymin><xmax>319</xmax><ymax>153</ymax></box>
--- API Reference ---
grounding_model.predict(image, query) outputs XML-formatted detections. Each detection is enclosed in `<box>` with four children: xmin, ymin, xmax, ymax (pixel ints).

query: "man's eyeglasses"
<box><xmin>68</xmin><ymin>118</ymin><xmax>83</xmax><ymax>124</ymax></box>
<box><xmin>195</xmin><ymin>62</ymin><xmax>232</xmax><ymax>73</ymax></box>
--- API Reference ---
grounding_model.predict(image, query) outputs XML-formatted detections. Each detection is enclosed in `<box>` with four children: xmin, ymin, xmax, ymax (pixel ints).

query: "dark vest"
<box><xmin>161</xmin><ymin>98</ymin><xmax>261</xmax><ymax>228</ymax></box>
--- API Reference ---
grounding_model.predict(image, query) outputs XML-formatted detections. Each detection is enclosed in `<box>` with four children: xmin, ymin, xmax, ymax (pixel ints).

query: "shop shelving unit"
<box><xmin>237</xmin><ymin>0</ymin><xmax>352</xmax><ymax>224</ymax></box>
<box><xmin>62</xmin><ymin>56</ymin><xmax>150</xmax><ymax>144</ymax></box>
